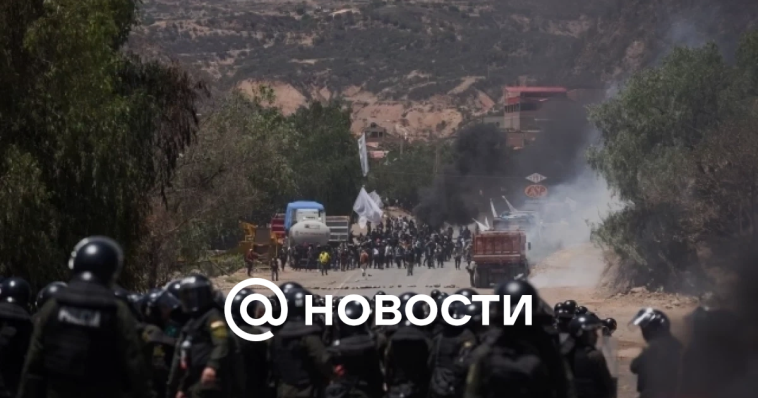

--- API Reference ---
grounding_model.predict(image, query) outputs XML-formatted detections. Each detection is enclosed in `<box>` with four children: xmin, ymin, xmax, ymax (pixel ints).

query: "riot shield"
<box><xmin>597</xmin><ymin>333</ymin><xmax>619</xmax><ymax>398</ymax></box>
<box><xmin>598</xmin><ymin>333</ymin><xmax>619</xmax><ymax>377</ymax></box>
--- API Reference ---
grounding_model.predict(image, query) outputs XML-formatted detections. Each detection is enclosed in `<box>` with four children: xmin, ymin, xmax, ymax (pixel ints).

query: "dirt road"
<box><xmin>216</xmin><ymin>242</ymin><xmax>697</xmax><ymax>398</ymax></box>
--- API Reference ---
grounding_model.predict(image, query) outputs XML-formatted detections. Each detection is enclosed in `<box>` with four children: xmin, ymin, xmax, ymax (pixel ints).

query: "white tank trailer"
<box><xmin>285</xmin><ymin>201</ymin><xmax>331</xmax><ymax>247</ymax></box>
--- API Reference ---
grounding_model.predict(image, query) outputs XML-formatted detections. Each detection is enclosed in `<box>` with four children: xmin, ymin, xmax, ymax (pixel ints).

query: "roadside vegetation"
<box><xmin>589</xmin><ymin>31</ymin><xmax>758</xmax><ymax>293</ymax></box>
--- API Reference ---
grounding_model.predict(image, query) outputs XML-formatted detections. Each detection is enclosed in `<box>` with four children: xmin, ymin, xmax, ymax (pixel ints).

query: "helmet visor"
<box><xmin>179</xmin><ymin>288</ymin><xmax>210</xmax><ymax>314</ymax></box>
<box><xmin>627</xmin><ymin>307</ymin><xmax>656</xmax><ymax>330</ymax></box>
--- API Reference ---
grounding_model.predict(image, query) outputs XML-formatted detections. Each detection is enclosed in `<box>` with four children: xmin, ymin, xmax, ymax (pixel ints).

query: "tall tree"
<box><xmin>588</xmin><ymin>33</ymin><xmax>758</xmax><ymax>291</ymax></box>
<box><xmin>288</xmin><ymin>100</ymin><xmax>362</xmax><ymax>214</ymax></box>
<box><xmin>0</xmin><ymin>0</ymin><xmax>204</xmax><ymax>288</ymax></box>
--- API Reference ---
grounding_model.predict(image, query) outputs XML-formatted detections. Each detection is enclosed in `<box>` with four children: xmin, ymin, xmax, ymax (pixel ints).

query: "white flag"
<box><xmin>353</xmin><ymin>187</ymin><xmax>383</xmax><ymax>225</ymax></box>
<box><xmin>357</xmin><ymin>133</ymin><xmax>369</xmax><ymax>177</ymax></box>
<box><xmin>368</xmin><ymin>191</ymin><xmax>383</xmax><ymax>208</ymax></box>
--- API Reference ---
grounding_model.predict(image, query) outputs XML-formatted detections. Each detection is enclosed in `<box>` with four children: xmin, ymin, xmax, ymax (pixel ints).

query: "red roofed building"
<box><xmin>501</xmin><ymin>86</ymin><xmax>570</xmax><ymax>149</ymax></box>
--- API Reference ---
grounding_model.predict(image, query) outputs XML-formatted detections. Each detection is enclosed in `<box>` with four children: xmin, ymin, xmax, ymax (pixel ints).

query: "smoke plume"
<box><xmin>413</xmin><ymin>124</ymin><xmax>507</xmax><ymax>228</ymax></box>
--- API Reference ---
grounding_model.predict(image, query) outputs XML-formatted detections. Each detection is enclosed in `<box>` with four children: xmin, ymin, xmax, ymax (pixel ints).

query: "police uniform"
<box><xmin>17</xmin><ymin>280</ymin><xmax>151</xmax><ymax>398</ymax></box>
<box><xmin>464</xmin><ymin>330</ymin><xmax>554</xmax><ymax>398</ymax></box>
<box><xmin>385</xmin><ymin>323</ymin><xmax>432</xmax><ymax>398</ymax></box>
<box><xmin>326</xmin><ymin>333</ymin><xmax>384</xmax><ymax>398</ymax></box>
<box><xmin>271</xmin><ymin>321</ymin><xmax>332</xmax><ymax>398</ymax></box>
<box><xmin>0</xmin><ymin>301</ymin><xmax>32</xmax><ymax>397</ymax></box>
<box><xmin>141</xmin><ymin>323</ymin><xmax>178</xmax><ymax>398</ymax></box>
<box><xmin>168</xmin><ymin>307</ymin><xmax>234</xmax><ymax>398</ymax></box>
<box><xmin>428</xmin><ymin>327</ymin><xmax>477</xmax><ymax>398</ymax></box>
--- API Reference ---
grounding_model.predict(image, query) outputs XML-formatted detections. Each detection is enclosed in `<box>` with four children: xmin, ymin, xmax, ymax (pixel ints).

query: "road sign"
<box><xmin>525</xmin><ymin>173</ymin><xmax>547</xmax><ymax>183</ymax></box>
<box><xmin>524</xmin><ymin>184</ymin><xmax>548</xmax><ymax>198</ymax></box>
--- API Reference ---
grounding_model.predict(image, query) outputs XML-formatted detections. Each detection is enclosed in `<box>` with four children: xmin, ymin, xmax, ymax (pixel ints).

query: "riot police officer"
<box><xmin>230</xmin><ymin>288</ymin><xmax>269</xmax><ymax>398</ymax></box>
<box><xmin>461</xmin><ymin>302</ymin><xmax>486</xmax><ymax>341</ymax></box>
<box><xmin>0</xmin><ymin>277</ymin><xmax>33</xmax><ymax>398</ymax></box>
<box><xmin>168</xmin><ymin>274</ymin><xmax>237</xmax><ymax>398</ymax></box>
<box><xmin>555</xmin><ymin>302</ymin><xmax>573</xmax><ymax>351</ymax></box>
<box><xmin>385</xmin><ymin>293</ymin><xmax>432</xmax><ymax>398</ymax></box>
<box><xmin>326</xmin><ymin>300</ymin><xmax>384</xmax><ymax>398</ymax></box>
<box><xmin>429</xmin><ymin>301</ymin><xmax>477</xmax><ymax>398</ymax></box>
<box><xmin>430</xmin><ymin>292</ymin><xmax>450</xmax><ymax>337</ymax></box>
<box><xmin>629</xmin><ymin>308</ymin><xmax>682</xmax><ymax>398</ymax></box>
<box><xmin>142</xmin><ymin>287</ymin><xmax>184</xmax><ymax>398</ymax></box>
<box><xmin>566</xmin><ymin>316</ymin><xmax>615</xmax><ymax>398</ymax></box>
<box><xmin>679</xmin><ymin>306</ymin><xmax>745</xmax><ymax>398</ymax></box>
<box><xmin>35</xmin><ymin>281</ymin><xmax>66</xmax><ymax>311</ymax></box>
<box><xmin>464</xmin><ymin>280</ymin><xmax>576</xmax><ymax>398</ymax></box>
<box><xmin>271</xmin><ymin>287</ymin><xmax>332</xmax><ymax>398</ymax></box>
<box><xmin>17</xmin><ymin>236</ymin><xmax>151</xmax><ymax>398</ymax></box>
<box><xmin>601</xmin><ymin>318</ymin><xmax>617</xmax><ymax>337</ymax></box>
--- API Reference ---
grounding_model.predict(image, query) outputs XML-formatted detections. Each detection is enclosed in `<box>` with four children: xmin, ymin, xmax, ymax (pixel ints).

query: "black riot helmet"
<box><xmin>602</xmin><ymin>318</ymin><xmax>617</xmax><ymax>336</ymax></box>
<box><xmin>569</xmin><ymin>315</ymin><xmax>602</xmax><ymax>346</ymax></box>
<box><xmin>629</xmin><ymin>307</ymin><xmax>671</xmax><ymax>342</ymax></box>
<box><xmin>435</xmin><ymin>292</ymin><xmax>449</xmax><ymax>309</ymax></box>
<box><xmin>430</xmin><ymin>289</ymin><xmax>442</xmax><ymax>300</ymax></box>
<box><xmin>113</xmin><ymin>285</ymin><xmax>130</xmax><ymax>301</ymax></box>
<box><xmin>145</xmin><ymin>287</ymin><xmax>182</xmax><ymax>325</ymax></box>
<box><xmin>374</xmin><ymin>290</ymin><xmax>386</xmax><ymax>299</ymax></box>
<box><xmin>445</xmin><ymin>301</ymin><xmax>467</xmax><ymax>326</ymax></box>
<box><xmin>36</xmin><ymin>281</ymin><xmax>67</xmax><ymax>309</ymax></box>
<box><xmin>0</xmin><ymin>277</ymin><xmax>31</xmax><ymax>308</ymax></box>
<box><xmin>68</xmin><ymin>236</ymin><xmax>124</xmax><ymax>285</ymax></box>
<box><xmin>493</xmin><ymin>279</ymin><xmax>539</xmax><ymax>327</ymax></box>
<box><xmin>113</xmin><ymin>286</ymin><xmax>141</xmax><ymax>320</ymax></box>
<box><xmin>563</xmin><ymin>300</ymin><xmax>578</xmax><ymax>314</ymax></box>
<box><xmin>231</xmin><ymin>288</ymin><xmax>261</xmax><ymax>325</ymax></box>
<box><xmin>268</xmin><ymin>294</ymin><xmax>282</xmax><ymax>322</ymax></box>
<box><xmin>454</xmin><ymin>288</ymin><xmax>478</xmax><ymax>300</ymax></box>
<box><xmin>285</xmin><ymin>287</ymin><xmax>309</xmax><ymax>320</ymax></box>
<box><xmin>462</xmin><ymin>301</ymin><xmax>484</xmax><ymax>335</ymax></box>
<box><xmin>555</xmin><ymin>302</ymin><xmax>573</xmax><ymax>320</ymax></box>
<box><xmin>401</xmin><ymin>299</ymin><xmax>426</xmax><ymax>324</ymax></box>
<box><xmin>165</xmin><ymin>279</ymin><xmax>182</xmax><ymax>298</ymax></box>
<box><xmin>336</xmin><ymin>300</ymin><xmax>369</xmax><ymax>338</ymax></box>
<box><xmin>399</xmin><ymin>291</ymin><xmax>416</xmax><ymax>305</ymax></box>
<box><xmin>575</xmin><ymin>306</ymin><xmax>589</xmax><ymax>315</ymax></box>
<box><xmin>213</xmin><ymin>290</ymin><xmax>226</xmax><ymax>310</ymax></box>
<box><xmin>128</xmin><ymin>293</ymin><xmax>144</xmax><ymax>319</ymax></box>
<box><xmin>280</xmin><ymin>281</ymin><xmax>303</xmax><ymax>294</ymax></box>
<box><xmin>178</xmin><ymin>274</ymin><xmax>214</xmax><ymax>315</ymax></box>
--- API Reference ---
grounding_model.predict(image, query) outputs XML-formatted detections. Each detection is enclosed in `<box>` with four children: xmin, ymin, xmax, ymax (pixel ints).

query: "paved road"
<box><xmin>217</xmin><ymin>243</ymin><xmax>641</xmax><ymax>398</ymax></box>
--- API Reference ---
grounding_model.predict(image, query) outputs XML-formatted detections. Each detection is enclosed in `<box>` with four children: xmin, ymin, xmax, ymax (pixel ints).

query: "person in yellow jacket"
<box><xmin>318</xmin><ymin>248</ymin><xmax>331</xmax><ymax>276</ymax></box>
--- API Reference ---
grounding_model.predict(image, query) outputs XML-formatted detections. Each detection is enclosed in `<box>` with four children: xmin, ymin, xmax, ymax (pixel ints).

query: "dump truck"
<box><xmin>471</xmin><ymin>230</ymin><xmax>530</xmax><ymax>288</ymax></box>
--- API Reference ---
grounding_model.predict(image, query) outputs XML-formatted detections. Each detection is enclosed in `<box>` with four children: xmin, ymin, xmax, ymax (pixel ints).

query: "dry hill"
<box><xmin>132</xmin><ymin>0</ymin><xmax>758</xmax><ymax>137</ymax></box>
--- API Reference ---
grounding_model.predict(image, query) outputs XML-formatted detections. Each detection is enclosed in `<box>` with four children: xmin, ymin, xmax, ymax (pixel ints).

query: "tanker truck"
<box><xmin>285</xmin><ymin>201</ymin><xmax>332</xmax><ymax>247</ymax></box>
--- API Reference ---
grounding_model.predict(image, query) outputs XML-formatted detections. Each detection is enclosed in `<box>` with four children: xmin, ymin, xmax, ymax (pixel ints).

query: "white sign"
<box><xmin>525</xmin><ymin>173</ymin><xmax>546</xmax><ymax>183</ymax></box>
<box><xmin>224</xmin><ymin>278</ymin><xmax>533</xmax><ymax>342</ymax></box>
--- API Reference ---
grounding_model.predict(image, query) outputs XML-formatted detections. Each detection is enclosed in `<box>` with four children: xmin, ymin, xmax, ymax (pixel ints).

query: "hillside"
<box><xmin>133</xmin><ymin>0</ymin><xmax>758</xmax><ymax>136</ymax></box>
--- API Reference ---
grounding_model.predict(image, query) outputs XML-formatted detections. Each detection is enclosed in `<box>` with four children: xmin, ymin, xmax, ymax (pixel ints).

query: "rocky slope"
<box><xmin>133</xmin><ymin>0</ymin><xmax>758</xmax><ymax>137</ymax></box>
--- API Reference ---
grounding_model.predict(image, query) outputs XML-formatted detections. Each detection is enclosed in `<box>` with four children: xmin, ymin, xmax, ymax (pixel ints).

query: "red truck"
<box><xmin>471</xmin><ymin>230</ymin><xmax>530</xmax><ymax>288</ymax></box>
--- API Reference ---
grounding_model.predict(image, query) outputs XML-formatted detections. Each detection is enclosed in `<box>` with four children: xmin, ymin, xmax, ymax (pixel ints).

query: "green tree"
<box><xmin>140</xmin><ymin>88</ymin><xmax>296</xmax><ymax>285</ymax></box>
<box><xmin>287</xmin><ymin>100</ymin><xmax>362</xmax><ymax>214</ymax></box>
<box><xmin>588</xmin><ymin>33</ymin><xmax>758</xmax><ymax>291</ymax></box>
<box><xmin>0</xmin><ymin>0</ymin><xmax>204</xmax><ymax>289</ymax></box>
